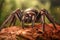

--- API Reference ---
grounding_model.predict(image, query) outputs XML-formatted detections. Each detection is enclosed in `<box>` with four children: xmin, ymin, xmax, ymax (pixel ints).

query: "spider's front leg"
<box><xmin>22</xmin><ymin>16</ymin><xmax>25</xmax><ymax>29</ymax></box>
<box><xmin>40</xmin><ymin>10</ymin><xmax>45</xmax><ymax>32</ymax></box>
<box><xmin>32</xmin><ymin>15</ymin><xmax>35</xmax><ymax>28</ymax></box>
<box><xmin>45</xmin><ymin>11</ymin><xmax>57</xmax><ymax>29</ymax></box>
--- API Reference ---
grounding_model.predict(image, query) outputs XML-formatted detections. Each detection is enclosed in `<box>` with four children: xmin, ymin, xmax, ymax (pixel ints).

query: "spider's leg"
<box><xmin>22</xmin><ymin>16</ymin><xmax>25</xmax><ymax>29</ymax></box>
<box><xmin>12</xmin><ymin>8</ymin><xmax>22</xmax><ymax>21</ymax></box>
<box><xmin>10</xmin><ymin>9</ymin><xmax>22</xmax><ymax>26</ymax></box>
<box><xmin>9</xmin><ymin>15</ymin><xmax>16</xmax><ymax>26</ymax></box>
<box><xmin>16</xmin><ymin>9</ymin><xmax>23</xmax><ymax>21</ymax></box>
<box><xmin>45</xmin><ymin>11</ymin><xmax>57</xmax><ymax>29</ymax></box>
<box><xmin>12</xmin><ymin>17</ymin><xmax>16</xmax><ymax>26</ymax></box>
<box><xmin>9</xmin><ymin>15</ymin><xmax>14</xmax><ymax>26</ymax></box>
<box><xmin>14</xmin><ymin>9</ymin><xmax>22</xmax><ymax>22</ymax></box>
<box><xmin>15</xmin><ymin>13</ymin><xmax>21</xmax><ymax>23</ymax></box>
<box><xmin>32</xmin><ymin>15</ymin><xmax>35</xmax><ymax>28</ymax></box>
<box><xmin>14</xmin><ymin>9</ymin><xmax>25</xmax><ymax>29</ymax></box>
<box><xmin>0</xmin><ymin>13</ymin><xmax>13</xmax><ymax>30</ymax></box>
<box><xmin>41</xmin><ymin>14</ymin><xmax>45</xmax><ymax>32</ymax></box>
<box><xmin>0</xmin><ymin>8</ymin><xmax>22</xmax><ymax>30</ymax></box>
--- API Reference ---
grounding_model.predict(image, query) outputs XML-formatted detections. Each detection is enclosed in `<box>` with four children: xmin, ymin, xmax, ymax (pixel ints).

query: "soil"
<box><xmin>0</xmin><ymin>24</ymin><xmax>60</xmax><ymax>40</ymax></box>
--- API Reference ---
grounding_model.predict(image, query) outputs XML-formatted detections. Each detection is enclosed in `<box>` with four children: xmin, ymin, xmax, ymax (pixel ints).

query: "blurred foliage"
<box><xmin>0</xmin><ymin>0</ymin><xmax>60</xmax><ymax>26</ymax></box>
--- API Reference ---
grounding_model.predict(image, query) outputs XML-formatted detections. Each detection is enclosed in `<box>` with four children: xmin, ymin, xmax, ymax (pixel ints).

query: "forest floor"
<box><xmin>0</xmin><ymin>24</ymin><xmax>60</xmax><ymax>40</ymax></box>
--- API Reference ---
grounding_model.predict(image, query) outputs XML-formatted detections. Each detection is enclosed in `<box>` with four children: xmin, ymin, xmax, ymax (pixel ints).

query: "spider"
<box><xmin>0</xmin><ymin>8</ymin><xmax>57</xmax><ymax>32</ymax></box>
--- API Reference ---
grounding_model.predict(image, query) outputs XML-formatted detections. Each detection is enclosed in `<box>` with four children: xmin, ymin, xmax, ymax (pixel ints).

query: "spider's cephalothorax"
<box><xmin>22</xmin><ymin>8</ymin><xmax>36</xmax><ymax>23</ymax></box>
<box><xmin>23</xmin><ymin>8</ymin><xmax>41</xmax><ymax>22</ymax></box>
<box><xmin>22</xmin><ymin>8</ymin><xmax>38</xmax><ymax>28</ymax></box>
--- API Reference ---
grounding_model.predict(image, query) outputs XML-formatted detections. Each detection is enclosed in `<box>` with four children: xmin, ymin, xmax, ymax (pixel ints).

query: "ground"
<box><xmin>0</xmin><ymin>24</ymin><xmax>60</xmax><ymax>40</ymax></box>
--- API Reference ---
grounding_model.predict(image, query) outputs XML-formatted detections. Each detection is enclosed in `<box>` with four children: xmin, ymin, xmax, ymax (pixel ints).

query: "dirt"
<box><xmin>0</xmin><ymin>24</ymin><xmax>60</xmax><ymax>40</ymax></box>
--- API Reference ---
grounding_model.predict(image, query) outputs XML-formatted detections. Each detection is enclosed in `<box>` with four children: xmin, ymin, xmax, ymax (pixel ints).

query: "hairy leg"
<box><xmin>9</xmin><ymin>15</ymin><xmax>16</xmax><ymax>26</ymax></box>
<box><xmin>41</xmin><ymin>14</ymin><xmax>45</xmax><ymax>32</ymax></box>
<box><xmin>0</xmin><ymin>14</ymin><xmax>13</xmax><ymax>30</ymax></box>
<box><xmin>32</xmin><ymin>16</ymin><xmax>35</xmax><ymax>28</ymax></box>
<box><xmin>22</xmin><ymin>16</ymin><xmax>25</xmax><ymax>29</ymax></box>
<box><xmin>45</xmin><ymin>12</ymin><xmax>57</xmax><ymax>29</ymax></box>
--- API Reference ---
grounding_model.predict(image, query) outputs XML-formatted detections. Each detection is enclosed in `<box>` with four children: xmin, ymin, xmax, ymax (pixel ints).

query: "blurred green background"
<box><xmin>0</xmin><ymin>0</ymin><xmax>60</xmax><ymax>26</ymax></box>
